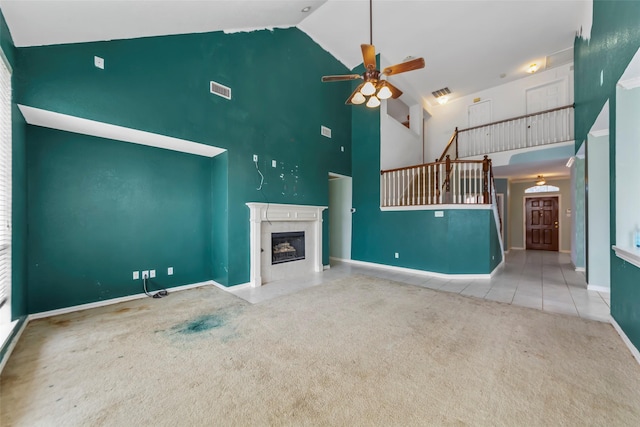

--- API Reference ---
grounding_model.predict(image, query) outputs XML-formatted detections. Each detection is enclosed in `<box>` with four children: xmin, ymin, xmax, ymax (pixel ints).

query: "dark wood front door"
<box><xmin>526</xmin><ymin>197</ymin><xmax>559</xmax><ymax>251</ymax></box>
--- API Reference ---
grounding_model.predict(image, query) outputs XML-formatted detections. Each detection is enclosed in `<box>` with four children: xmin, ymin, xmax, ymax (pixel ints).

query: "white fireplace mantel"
<box><xmin>247</xmin><ymin>203</ymin><xmax>327</xmax><ymax>287</ymax></box>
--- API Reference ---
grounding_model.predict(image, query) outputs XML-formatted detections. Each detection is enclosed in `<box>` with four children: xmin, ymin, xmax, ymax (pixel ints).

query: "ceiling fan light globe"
<box><xmin>377</xmin><ymin>86</ymin><xmax>392</xmax><ymax>100</ymax></box>
<box><xmin>351</xmin><ymin>92</ymin><xmax>366</xmax><ymax>104</ymax></box>
<box><xmin>366</xmin><ymin>95</ymin><xmax>381</xmax><ymax>108</ymax></box>
<box><xmin>361</xmin><ymin>81</ymin><xmax>376</xmax><ymax>96</ymax></box>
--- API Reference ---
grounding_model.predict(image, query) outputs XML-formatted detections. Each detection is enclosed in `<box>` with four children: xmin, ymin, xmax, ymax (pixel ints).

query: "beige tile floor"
<box><xmin>230</xmin><ymin>250</ymin><xmax>611</xmax><ymax>323</ymax></box>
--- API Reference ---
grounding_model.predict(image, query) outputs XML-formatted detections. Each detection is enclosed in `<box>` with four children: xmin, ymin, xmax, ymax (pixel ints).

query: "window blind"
<box><xmin>0</xmin><ymin>52</ymin><xmax>11</xmax><ymax>311</ymax></box>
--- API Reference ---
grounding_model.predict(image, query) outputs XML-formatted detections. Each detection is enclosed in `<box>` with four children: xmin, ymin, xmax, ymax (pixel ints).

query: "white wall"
<box><xmin>587</xmin><ymin>134</ymin><xmax>610</xmax><ymax>290</ymax></box>
<box><xmin>615</xmin><ymin>85</ymin><xmax>640</xmax><ymax>248</ymax></box>
<box><xmin>380</xmin><ymin>99</ymin><xmax>423</xmax><ymax>170</ymax></box>
<box><xmin>425</xmin><ymin>63</ymin><xmax>574</xmax><ymax>161</ymax></box>
<box><xmin>329</xmin><ymin>176</ymin><xmax>352</xmax><ymax>260</ymax></box>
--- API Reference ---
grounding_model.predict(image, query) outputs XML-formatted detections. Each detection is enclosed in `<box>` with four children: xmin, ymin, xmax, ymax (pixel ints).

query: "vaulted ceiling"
<box><xmin>0</xmin><ymin>0</ymin><xmax>590</xmax><ymax>107</ymax></box>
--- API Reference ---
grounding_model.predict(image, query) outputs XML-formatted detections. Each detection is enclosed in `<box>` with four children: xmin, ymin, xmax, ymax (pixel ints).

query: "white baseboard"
<box><xmin>29</xmin><ymin>281</ymin><xmax>214</xmax><ymax>320</ymax></box>
<box><xmin>559</xmin><ymin>250</ymin><xmax>571</xmax><ymax>254</ymax></box>
<box><xmin>220</xmin><ymin>282</ymin><xmax>252</xmax><ymax>292</ymax></box>
<box><xmin>575</xmin><ymin>267</ymin><xmax>586</xmax><ymax>272</ymax></box>
<box><xmin>587</xmin><ymin>284</ymin><xmax>610</xmax><ymax>293</ymax></box>
<box><xmin>0</xmin><ymin>318</ymin><xmax>28</xmax><ymax>375</ymax></box>
<box><xmin>510</xmin><ymin>247</ymin><xmax>525</xmax><ymax>251</ymax></box>
<box><xmin>610</xmin><ymin>316</ymin><xmax>640</xmax><ymax>365</ymax></box>
<box><xmin>490</xmin><ymin>259</ymin><xmax>506</xmax><ymax>277</ymax></box>
<box><xmin>323</xmin><ymin>264</ymin><xmax>331</xmax><ymax>270</ymax></box>
<box><xmin>329</xmin><ymin>256</ymin><xmax>351</xmax><ymax>263</ymax></box>
<box><xmin>341</xmin><ymin>258</ymin><xmax>492</xmax><ymax>280</ymax></box>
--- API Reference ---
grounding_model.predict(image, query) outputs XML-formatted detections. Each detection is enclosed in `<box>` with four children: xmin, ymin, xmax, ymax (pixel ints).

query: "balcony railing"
<box><xmin>439</xmin><ymin>103</ymin><xmax>574</xmax><ymax>160</ymax></box>
<box><xmin>381</xmin><ymin>156</ymin><xmax>494</xmax><ymax>207</ymax></box>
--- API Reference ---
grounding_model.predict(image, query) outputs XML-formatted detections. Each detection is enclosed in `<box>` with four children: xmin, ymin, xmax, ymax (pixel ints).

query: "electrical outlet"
<box><xmin>94</xmin><ymin>56</ymin><xmax>104</xmax><ymax>69</ymax></box>
<box><xmin>272</xmin><ymin>159</ymin><xmax>277</xmax><ymax>167</ymax></box>
<box><xmin>253</xmin><ymin>154</ymin><xmax>258</xmax><ymax>162</ymax></box>
<box><xmin>133</xmin><ymin>271</ymin><xmax>139</xmax><ymax>280</ymax></box>
<box><xmin>395</xmin><ymin>252</ymin><xmax>399</xmax><ymax>259</ymax></box>
<box><xmin>150</xmin><ymin>270</ymin><xmax>156</xmax><ymax>278</ymax></box>
<box><xmin>168</xmin><ymin>267</ymin><xmax>174</xmax><ymax>275</ymax></box>
<box><xmin>341</xmin><ymin>146</ymin><xmax>344</xmax><ymax>152</ymax></box>
<box><xmin>142</xmin><ymin>270</ymin><xmax>149</xmax><ymax>279</ymax></box>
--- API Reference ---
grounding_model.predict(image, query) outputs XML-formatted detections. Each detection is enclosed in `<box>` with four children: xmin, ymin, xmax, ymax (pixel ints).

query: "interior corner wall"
<box><xmin>508</xmin><ymin>179</ymin><xmax>572</xmax><ymax>252</ymax></box>
<box><xmin>16</xmin><ymin>27</ymin><xmax>352</xmax><ymax>302</ymax></box>
<box><xmin>574</xmin><ymin>0</ymin><xmax>640</xmax><ymax>351</ymax></box>
<box><xmin>211</xmin><ymin>152</ymin><xmax>228</xmax><ymax>286</ymax></box>
<box><xmin>493</xmin><ymin>178</ymin><xmax>509</xmax><ymax>248</ymax></box>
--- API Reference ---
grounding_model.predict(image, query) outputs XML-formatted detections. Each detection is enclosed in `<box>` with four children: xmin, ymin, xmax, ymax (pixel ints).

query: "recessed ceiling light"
<box><xmin>301</xmin><ymin>6</ymin><xmax>312</xmax><ymax>12</ymax></box>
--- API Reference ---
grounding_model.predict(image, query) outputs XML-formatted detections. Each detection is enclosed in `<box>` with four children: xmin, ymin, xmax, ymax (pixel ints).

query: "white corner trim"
<box><xmin>587</xmin><ymin>284</ymin><xmax>610</xmax><ymax>293</ymax></box>
<box><xmin>589</xmin><ymin>128</ymin><xmax>609</xmax><ymax>138</ymax></box>
<box><xmin>323</xmin><ymin>265</ymin><xmax>331</xmax><ymax>270</ymax></box>
<box><xmin>612</xmin><ymin>245</ymin><xmax>640</xmax><ymax>270</ymax></box>
<box><xmin>0</xmin><ymin>319</ymin><xmax>28</xmax><ymax>375</ymax></box>
<box><xmin>610</xmin><ymin>316</ymin><xmax>640</xmax><ymax>365</ymax></box>
<box><xmin>340</xmin><ymin>258</ymin><xmax>492</xmax><ymax>280</ymax></box>
<box><xmin>380</xmin><ymin>204</ymin><xmax>492</xmax><ymax>212</ymax></box>
<box><xmin>18</xmin><ymin>104</ymin><xmax>226</xmax><ymax>158</ymax></box>
<box><xmin>618</xmin><ymin>76</ymin><xmax>640</xmax><ymax>90</ymax></box>
<box><xmin>29</xmin><ymin>281</ymin><xmax>215</xmax><ymax>320</ymax></box>
<box><xmin>219</xmin><ymin>282</ymin><xmax>252</xmax><ymax>293</ymax></box>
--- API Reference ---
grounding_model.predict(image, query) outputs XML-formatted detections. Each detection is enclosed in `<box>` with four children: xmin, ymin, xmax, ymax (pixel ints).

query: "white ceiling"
<box><xmin>0</xmin><ymin>0</ymin><xmax>589</xmax><ymax>106</ymax></box>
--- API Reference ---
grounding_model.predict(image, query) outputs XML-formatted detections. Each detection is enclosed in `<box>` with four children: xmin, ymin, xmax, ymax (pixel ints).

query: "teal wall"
<box><xmin>351</xmin><ymin>84</ymin><xmax>501</xmax><ymax>275</ymax></box>
<box><xmin>14</xmin><ymin>27</ymin><xmax>352</xmax><ymax>310</ymax></box>
<box><xmin>27</xmin><ymin>127</ymin><xmax>214</xmax><ymax>312</ymax></box>
<box><xmin>575</xmin><ymin>0</ymin><xmax>640</xmax><ymax>350</ymax></box>
<box><xmin>1</xmin><ymin>10</ymin><xmax>27</xmax><ymax>320</ymax></box>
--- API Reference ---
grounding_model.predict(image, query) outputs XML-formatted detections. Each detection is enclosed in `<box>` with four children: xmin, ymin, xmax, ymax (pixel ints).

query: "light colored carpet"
<box><xmin>1</xmin><ymin>275</ymin><xmax>639</xmax><ymax>426</ymax></box>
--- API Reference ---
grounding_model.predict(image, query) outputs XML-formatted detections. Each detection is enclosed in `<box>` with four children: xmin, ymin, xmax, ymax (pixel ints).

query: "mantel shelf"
<box><xmin>612</xmin><ymin>245</ymin><xmax>640</xmax><ymax>270</ymax></box>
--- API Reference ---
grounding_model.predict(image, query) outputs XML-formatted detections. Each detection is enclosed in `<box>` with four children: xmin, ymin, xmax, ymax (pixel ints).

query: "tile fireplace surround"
<box><xmin>246</xmin><ymin>203</ymin><xmax>327</xmax><ymax>287</ymax></box>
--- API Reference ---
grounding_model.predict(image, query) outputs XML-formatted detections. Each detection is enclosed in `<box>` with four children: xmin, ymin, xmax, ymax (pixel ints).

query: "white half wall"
<box><xmin>380</xmin><ymin>99</ymin><xmax>423</xmax><ymax>170</ymax></box>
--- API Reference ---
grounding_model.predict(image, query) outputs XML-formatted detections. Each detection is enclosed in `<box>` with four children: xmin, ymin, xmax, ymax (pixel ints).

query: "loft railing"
<box><xmin>439</xmin><ymin>103</ymin><xmax>575</xmax><ymax>161</ymax></box>
<box><xmin>380</xmin><ymin>155</ymin><xmax>502</xmax><ymax>248</ymax></box>
<box><xmin>381</xmin><ymin>155</ymin><xmax>495</xmax><ymax>207</ymax></box>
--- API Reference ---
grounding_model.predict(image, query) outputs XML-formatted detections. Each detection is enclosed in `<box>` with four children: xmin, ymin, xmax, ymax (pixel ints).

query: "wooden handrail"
<box><xmin>457</xmin><ymin>103</ymin><xmax>575</xmax><ymax>133</ymax></box>
<box><xmin>437</xmin><ymin>127</ymin><xmax>458</xmax><ymax>162</ymax></box>
<box><xmin>381</xmin><ymin>157</ymin><xmax>487</xmax><ymax>175</ymax></box>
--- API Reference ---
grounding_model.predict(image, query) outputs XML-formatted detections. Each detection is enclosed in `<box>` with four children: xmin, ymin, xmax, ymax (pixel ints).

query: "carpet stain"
<box><xmin>175</xmin><ymin>314</ymin><xmax>226</xmax><ymax>335</ymax></box>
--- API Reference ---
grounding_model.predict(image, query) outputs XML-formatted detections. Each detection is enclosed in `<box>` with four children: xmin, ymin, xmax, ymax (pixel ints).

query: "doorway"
<box><xmin>328</xmin><ymin>173</ymin><xmax>352</xmax><ymax>261</ymax></box>
<box><xmin>525</xmin><ymin>196</ymin><xmax>559</xmax><ymax>251</ymax></box>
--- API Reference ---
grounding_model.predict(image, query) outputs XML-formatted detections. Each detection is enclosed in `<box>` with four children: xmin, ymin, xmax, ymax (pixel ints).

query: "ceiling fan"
<box><xmin>321</xmin><ymin>0</ymin><xmax>425</xmax><ymax>107</ymax></box>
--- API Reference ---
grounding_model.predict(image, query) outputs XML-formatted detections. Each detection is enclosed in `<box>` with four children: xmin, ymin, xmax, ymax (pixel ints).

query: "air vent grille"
<box><xmin>432</xmin><ymin>87</ymin><xmax>451</xmax><ymax>98</ymax></box>
<box><xmin>545</xmin><ymin>47</ymin><xmax>573</xmax><ymax>70</ymax></box>
<box><xmin>210</xmin><ymin>81</ymin><xmax>231</xmax><ymax>100</ymax></box>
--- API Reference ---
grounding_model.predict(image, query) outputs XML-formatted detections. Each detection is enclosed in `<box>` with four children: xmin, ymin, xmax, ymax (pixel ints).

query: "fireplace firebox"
<box><xmin>272</xmin><ymin>231</ymin><xmax>305</xmax><ymax>265</ymax></box>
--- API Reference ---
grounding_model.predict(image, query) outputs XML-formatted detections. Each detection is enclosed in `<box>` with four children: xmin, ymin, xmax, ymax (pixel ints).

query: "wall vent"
<box><xmin>432</xmin><ymin>87</ymin><xmax>451</xmax><ymax>98</ymax></box>
<box><xmin>321</xmin><ymin>125</ymin><xmax>332</xmax><ymax>138</ymax></box>
<box><xmin>210</xmin><ymin>81</ymin><xmax>231</xmax><ymax>100</ymax></box>
<box><xmin>545</xmin><ymin>47</ymin><xmax>573</xmax><ymax>70</ymax></box>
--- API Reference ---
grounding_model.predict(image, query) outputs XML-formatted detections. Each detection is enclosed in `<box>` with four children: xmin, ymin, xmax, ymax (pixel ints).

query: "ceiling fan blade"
<box><xmin>361</xmin><ymin>44</ymin><xmax>376</xmax><ymax>70</ymax></box>
<box><xmin>382</xmin><ymin>57</ymin><xmax>425</xmax><ymax>76</ymax></box>
<box><xmin>321</xmin><ymin>74</ymin><xmax>363</xmax><ymax>82</ymax></box>
<box><xmin>384</xmin><ymin>81</ymin><xmax>403</xmax><ymax>99</ymax></box>
<box><xmin>346</xmin><ymin>83</ymin><xmax>365</xmax><ymax>105</ymax></box>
